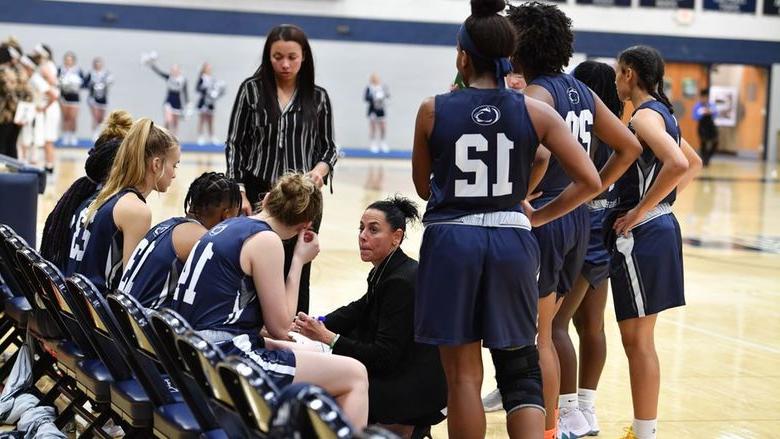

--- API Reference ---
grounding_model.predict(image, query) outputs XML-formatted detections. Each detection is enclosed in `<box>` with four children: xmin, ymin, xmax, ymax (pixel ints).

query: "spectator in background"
<box><xmin>195</xmin><ymin>61</ymin><xmax>226</xmax><ymax>146</ymax></box>
<box><xmin>365</xmin><ymin>73</ymin><xmax>389</xmax><ymax>153</ymax></box>
<box><xmin>32</xmin><ymin>44</ymin><xmax>60</xmax><ymax>172</ymax></box>
<box><xmin>692</xmin><ymin>88</ymin><xmax>719</xmax><ymax>167</ymax></box>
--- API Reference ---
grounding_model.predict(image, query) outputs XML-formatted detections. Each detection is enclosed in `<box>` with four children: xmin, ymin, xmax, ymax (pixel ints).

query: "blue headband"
<box><xmin>457</xmin><ymin>23</ymin><xmax>513</xmax><ymax>88</ymax></box>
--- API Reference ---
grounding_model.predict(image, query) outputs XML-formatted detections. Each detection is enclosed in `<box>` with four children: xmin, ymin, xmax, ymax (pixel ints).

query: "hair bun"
<box><xmin>389</xmin><ymin>195</ymin><xmax>420</xmax><ymax>224</ymax></box>
<box><xmin>471</xmin><ymin>0</ymin><xmax>506</xmax><ymax>17</ymax></box>
<box><xmin>100</xmin><ymin>110</ymin><xmax>133</xmax><ymax>141</ymax></box>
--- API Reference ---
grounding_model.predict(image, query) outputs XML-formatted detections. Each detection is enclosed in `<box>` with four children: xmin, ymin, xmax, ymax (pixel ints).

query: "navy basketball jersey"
<box><xmin>66</xmin><ymin>188</ymin><xmax>145</xmax><ymax>295</ymax></box>
<box><xmin>530</xmin><ymin>74</ymin><xmax>596</xmax><ymax>197</ymax></box>
<box><xmin>118</xmin><ymin>217</ymin><xmax>195</xmax><ymax>309</ymax></box>
<box><xmin>423</xmin><ymin>88</ymin><xmax>539</xmax><ymax>223</ymax></box>
<box><xmin>613</xmin><ymin>100</ymin><xmax>681</xmax><ymax>211</ymax></box>
<box><xmin>591</xmin><ymin>136</ymin><xmax>613</xmax><ymax>201</ymax></box>
<box><xmin>170</xmin><ymin>217</ymin><xmax>271</xmax><ymax>334</ymax></box>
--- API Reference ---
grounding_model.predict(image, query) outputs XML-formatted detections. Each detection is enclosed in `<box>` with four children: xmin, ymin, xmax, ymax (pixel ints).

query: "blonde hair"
<box><xmin>264</xmin><ymin>173</ymin><xmax>322</xmax><ymax>226</ymax></box>
<box><xmin>95</xmin><ymin>110</ymin><xmax>133</xmax><ymax>145</ymax></box>
<box><xmin>85</xmin><ymin>118</ymin><xmax>177</xmax><ymax>221</ymax></box>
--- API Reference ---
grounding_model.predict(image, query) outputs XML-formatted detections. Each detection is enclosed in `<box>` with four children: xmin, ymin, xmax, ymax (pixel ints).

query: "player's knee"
<box><xmin>490</xmin><ymin>346</ymin><xmax>544</xmax><ymax>416</ymax></box>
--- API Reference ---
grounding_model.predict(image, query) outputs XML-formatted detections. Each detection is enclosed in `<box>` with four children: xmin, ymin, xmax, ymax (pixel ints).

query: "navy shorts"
<box><xmin>416</xmin><ymin>224</ymin><xmax>539</xmax><ymax>349</ymax></box>
<box><xmin>581</xmin><ymin>208</ymin><xmax>610</xmax><ymax>288</ymax></box>
<box><xmin>214</xmin><ymin>333</ymin><xmax>297</xmax><ymax>389</ymax></box>
<box><xmin>165</xmin><ymin>94</ymin><xmax>183</xmax><ymax>114</ymax></box>
<box><xmin>368</xmin><ymin>108</ymin><xmax>385</xmax><ymax>119</ymax></box>
<box><xmin>61</xmin><ymin>92</ymin><xmax>80</xmax><ymax>105</ymax></box>
<box><xmin>609</xmin><ymin>212</ymin><xmax>685</xmax><ymax>321</ymax></box>
<box><xmin>531</xmin><ymin>201</ymin><xmax>590</xmax><ymax>297</ymax></box>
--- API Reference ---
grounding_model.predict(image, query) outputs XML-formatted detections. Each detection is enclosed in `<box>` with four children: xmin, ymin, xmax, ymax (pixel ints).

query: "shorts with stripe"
<box><xmin>200</xmin><ymin>330</ymin><xmax>296</xmax><ymax>388</ymax></box>
<box><xmin>609</xmin><ymin>209</ymin><xmax>685</xmax><ymax>321</ymax></box>
<box><xmin>416</xmin><ymin>212</ymin><xmax>540</xmax><ymax>349</ymax></box>
<box><xmin>581</xmin><ymin>207</ymin><xmax>610</xmax><ymax>288</ymax></box>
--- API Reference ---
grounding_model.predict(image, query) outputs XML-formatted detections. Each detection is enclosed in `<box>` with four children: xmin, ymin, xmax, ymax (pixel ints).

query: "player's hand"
<box><xmin>293</xmin><ymin>229</ymin><xmax>320</xmax><ymax>264</ymax></box>
<box><xmin>240</xmin><ymin>191</ymin><xmax>252</xmax><ymax>216</ymax></box>
<box><xmin>522</xmin><ymin>199</ymin><xmax>540</xmax><ymax>227</ymax></box>
<box><xmin>613</xmin><ymin>207</ymin><xmax>643</xmax><ymax>237</ymax></box>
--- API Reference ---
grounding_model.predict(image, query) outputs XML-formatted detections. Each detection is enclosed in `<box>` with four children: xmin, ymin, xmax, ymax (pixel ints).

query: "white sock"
<box><xmin>559</xmin><ymin>393</ymin><xmax>578</xmax><ymax>410</ymax></box>
<box><xmin>578</xmin><ymin>388</ymin><xmax>597</xmax><ymax>410</ymax></box>
<box><xmin>632</xmin><ymin>418</ymin><xmax>657</xmax><ymax>439</ymax></box>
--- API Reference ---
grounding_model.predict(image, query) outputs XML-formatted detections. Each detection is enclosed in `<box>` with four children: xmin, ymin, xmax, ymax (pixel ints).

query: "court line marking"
<box><xmin>662</xmin><ymin>319</ymin><xmax>780</xmax><ymax>355</ymax></box>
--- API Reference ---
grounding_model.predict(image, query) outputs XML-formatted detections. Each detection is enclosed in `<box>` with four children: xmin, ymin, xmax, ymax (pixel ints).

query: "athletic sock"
<box><xmin>632</xmin><ymin>418</ymin><xmax>657</xmax><ymax>439</ymax></box>
<box><xmin>578</xmin><ymin>388</ymin><xmax>597</xmax><ymax>410</ymax></box>
<box><xmin>559</xmin><ymin>393</ymin><xmax>578</xmax><ymax>410</ymax></box>
<box><xmin>544</xmin><ymin>428</ymin><xmax>556</xmax><ymax>439</ymax></box>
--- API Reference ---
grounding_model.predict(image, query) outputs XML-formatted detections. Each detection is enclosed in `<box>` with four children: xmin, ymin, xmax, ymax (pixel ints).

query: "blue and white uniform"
<box><xmin>196</xmin><ymin>74</ymin><xmax>225</xmax><ymax>114</ymax></box>
<box><xmin>151</xmin><ymin>65</ymin><xmax>188</xmax><ymax>115</ymax></box>
<box><xmin>529</xmin><ymin>73</ymin><xmax>594</xmax><ymax>297</ymax></box>
<box><xmin>581</xmin><ymin>136</ymin><xmax>613</xmax><ymax>288</ymax></box>
<box><xmin>415</xmin><ymin>87</ymin><xmax>540</xmax><ymax>350</ymax></box>
<box><xmin>365</xmin><ymin>84</ymin><xmax>389</xmax><ymax>119</ymax></box>
<box><xmin>58</xmin><ymin>65</ymin><xmax>85</xmax><ymax>106</ymax></box>
<box><xmin>607</xmin><ymin>100</ymin><xmax>685</xmax><ymax>321</ymax></box>
<box><xmin>85</xmin><ymin>69</ymin><xmax>113</xmax><ymax>108</ymax></box>
<box><xmin>170</xmin><ymin>217</ymin><xmax>296</xmax><ymax>388</ymax></box>
<box><xmin>118</xmin><ymin>217</ymin><xmax>196</xmax><ymax>309</ymax></box>
<box><xmin>66</xmin><ymin>188</ymin><xmax>145</xmax><ymax>296</ymax></box>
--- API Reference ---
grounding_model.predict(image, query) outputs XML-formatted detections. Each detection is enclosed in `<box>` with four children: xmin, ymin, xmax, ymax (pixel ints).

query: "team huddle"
<box><xmin>41</xmin><ymin>0</ymin><xmax>702</xmax><ymax>438</ymax></box>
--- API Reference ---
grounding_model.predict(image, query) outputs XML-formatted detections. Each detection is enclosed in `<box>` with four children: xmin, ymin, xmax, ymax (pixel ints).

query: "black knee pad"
<box><xmin>490</xmin><ymin>345</ymin><xmax>544</xmax><ymax>415</ymax></box>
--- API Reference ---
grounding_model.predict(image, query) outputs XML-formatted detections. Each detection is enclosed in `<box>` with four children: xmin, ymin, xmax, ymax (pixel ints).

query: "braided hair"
<box><xmin>39</xmin><ymin>110</ymin><xmax>132</xmax><ymax>269</ymax></box>
<box><xmin>618</xmin><ymin>45</ymin><xmax>674</xmax><ymax>114</ymax></box>
<box><xmin>184</xmin><ymin>172</ymin><xmax>242</xmax><ymax>221</ymax></box>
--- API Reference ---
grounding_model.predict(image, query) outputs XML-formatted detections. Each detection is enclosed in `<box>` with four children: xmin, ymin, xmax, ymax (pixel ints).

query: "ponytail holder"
<box><xmin>457</xmin><ymin>23</ymin><xmax>513</xmax><ymax>88</ymax></box>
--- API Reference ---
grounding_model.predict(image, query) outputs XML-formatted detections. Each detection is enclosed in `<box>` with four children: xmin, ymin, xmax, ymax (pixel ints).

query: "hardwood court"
<box><xmin>38</xmin><ymin>149</ymin><xmax>780</xmax><ymax>438</ymax></box>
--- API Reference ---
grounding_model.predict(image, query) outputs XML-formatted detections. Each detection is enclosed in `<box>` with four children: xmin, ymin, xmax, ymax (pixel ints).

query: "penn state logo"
<box><xmin>209</xmin><ymin>223</ymin><xmax>229</xmax><ymax>236</ymax></box>
<box><xmin>471</xmin><ymin>105</ymin><xmax>501</xmax><ymax>126</ymax></box>
<box><xmin>567</xmin><ymin>87</ymin><xmax>580</xmax><ymax>105</ymax></box>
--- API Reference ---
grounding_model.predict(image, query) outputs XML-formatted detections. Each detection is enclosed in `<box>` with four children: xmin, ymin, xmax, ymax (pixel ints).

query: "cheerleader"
<box><xmin>85</xmin><ymin>57</ymin><xmax>114</xmax><ymax>138</ymax></box>
<box><xmin>195</xmin><ymin>62</ymin><xmax>225</xmax><ymax>145</ymax></box>
<box><xmin>145</xmin><ymin>53</ymin><xmax>188</xmax><ymax>136</ymax></box>
<box><xmin>59</xmin><ymin>51</ymin><xmax>85</xmax><ymax>146</ymax></box>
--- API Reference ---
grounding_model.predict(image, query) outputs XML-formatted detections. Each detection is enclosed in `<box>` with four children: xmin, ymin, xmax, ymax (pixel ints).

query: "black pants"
<box><xmin>0</xmin><ymin>123</ymin><xmax>21</xmax><ymax>158</ymax></box>
<box><xmin>244</xmin><ymin>175</ymin><xmax>320</xmax><ymax>314</ymax></box>
<box><xmin>701</xmin><ymin>138</ymin><xmax>719</xmax><ymax>166</ymax></box>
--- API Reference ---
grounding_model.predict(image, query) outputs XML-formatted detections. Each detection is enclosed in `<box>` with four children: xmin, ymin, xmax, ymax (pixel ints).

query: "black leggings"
<box><xmin>244</xmin><ymin>175</ymin><xmax>320</xmax><ymax>314</ymax></box>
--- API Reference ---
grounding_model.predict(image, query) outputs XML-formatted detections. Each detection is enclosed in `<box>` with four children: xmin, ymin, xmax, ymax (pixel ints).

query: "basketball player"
<box><xmin>412</xmin><ymin>1</ymin><xmax>602</xmax><ymax>437</ymax></box>
<box><xmin>118</xmin><ymin>172</ymin><xmax>241</xmax><ymax>309</ymax></box>
<box><xmin>170</xmin><ymin>173</ymin><xmax>369</xmax><ymax>429</ymax></box>
<box><xmin>612</xmin><ymin>45</ymin><xmax>700</xmax><ymax>439</ymax></box>
<box><xmin>553</xmin><ymin>60</ymin><xmax>625</xmax><ymax>437</ymax></box>
<box><xmin>504</xmin><ymin>5</ymin><xmax>642</xmax><ymax>438</ymax></box>
<box><xmin>66</xmin><ymin>118</ymin><xmax>180</xmax><ymax>296</ymax></box>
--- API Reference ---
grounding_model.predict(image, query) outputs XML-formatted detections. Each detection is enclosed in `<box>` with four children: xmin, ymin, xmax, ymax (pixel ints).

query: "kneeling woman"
<box><xmin>170</xmin><ymin>173</ymin><xmax>369</xmax><ymax>428</ymax></box>
<box><xmin>118</xmin><ymin>172</ymin><xmax>241</xmax><ymax>309</ymax></box>
<box><xmin>294</xmin><ymin>196</ymin><xmax>447</xmax><ymax>437</ymax></box>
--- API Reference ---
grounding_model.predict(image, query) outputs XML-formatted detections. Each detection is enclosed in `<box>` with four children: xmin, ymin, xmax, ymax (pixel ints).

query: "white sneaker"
<box><xmin>580</xmin><ymin>405</ymin><xmax>600</xmax><ymax>436</ymax></box>
<box><xmin>211</xmin><ymin>136</ymin><xmax>221</xmax><ymax>146</ymax></box>
<box><xmin>559</xmin><ymin>406</ymin><xmax>592</xmax><ymax>437</ymax></box>
<box><xmin>380</xmin><ymin>141</ymin><xmax>390</xmax><ymax>153</ymax></box>
<box><xmin>481</xmin><ymin>388</ymin><xmax>503</xmax><ymax>412</ymax></box>
<box><xmin>369</xmin><ymin>140</ymin><xmax>379</xmax><ymax>154</ymax></box>
<box><xmin>197</xmin><ymin>136</ymin><xmax>206</xmax><ymax>146</ymax></box>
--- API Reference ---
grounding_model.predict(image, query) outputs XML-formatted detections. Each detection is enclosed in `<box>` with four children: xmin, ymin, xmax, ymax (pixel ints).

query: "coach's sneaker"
<box><xmin>580</xmin><ymin>405</ymin><xmax>600</xmax><ymax>435</ymax></box>
<box><xmin>481</xmin><ymin>388</ymin><xmax>503</xmax><ymax>412</ymax></box>
<box><xmin>619</xmin><ymin>427</ymin><xmax>638</xmax><ymax>439</ymax></box>
<box><xmin>559</xmin><ymin>406</ymin><xmax>591</xmax><ymax>437</ymax></box>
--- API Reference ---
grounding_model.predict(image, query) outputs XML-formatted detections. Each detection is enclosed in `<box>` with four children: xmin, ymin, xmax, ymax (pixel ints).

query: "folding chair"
<box><xmin>268</xmin><ymin>383</ymin><xmax>354</xmax><ymax>439</ymax></box>
<box><xmin>216</xmin><ymin>355</ymin><xmax>279</xmax><ymax>437</ymax></box>
<box><xmin>107</xmin><ymin>292</ymin><xmax>227</xmax><ymax>438</ymax></box>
